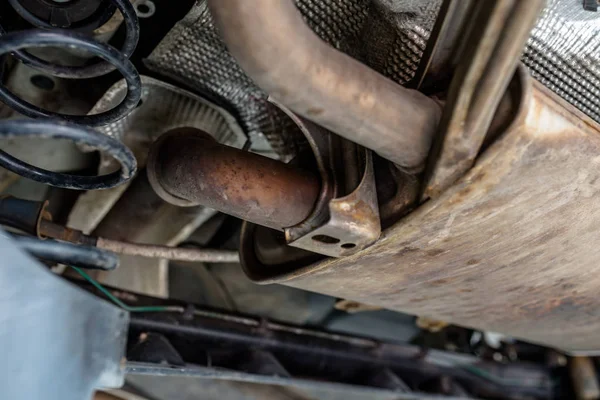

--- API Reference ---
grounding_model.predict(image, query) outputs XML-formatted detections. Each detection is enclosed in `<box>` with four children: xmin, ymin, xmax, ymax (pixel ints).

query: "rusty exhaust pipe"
<box><xmin>147</xmin><ymin>128</ymin><xmax>320</xmax><ymax>231</ymax></box>
<box><xmin>206</xmin><ymin>0</ymin><xmax>441</xmax><ymax>172</ymax></box>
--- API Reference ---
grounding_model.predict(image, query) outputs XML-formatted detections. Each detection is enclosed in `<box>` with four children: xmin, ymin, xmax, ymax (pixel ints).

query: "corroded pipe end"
<box><xmin>147</xmin><ymin>128</ymin><xmax>321</xmax><ymax>230</ymax></box>
<box><xmin>147</xmin><ymin>128</ymin><xmax>207</xmax><ymax>208</ymax></box>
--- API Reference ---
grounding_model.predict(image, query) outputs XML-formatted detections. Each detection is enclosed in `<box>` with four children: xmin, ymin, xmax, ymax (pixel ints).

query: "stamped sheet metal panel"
<box><xmin>0</xmin><ymin>231</ymin><xmax>128</xmax><ymax>400</ymax></box>
<box><xmin>271</xmin><ymin>78</ymin><xmax>600</xmax><ymax>353</ymax></box>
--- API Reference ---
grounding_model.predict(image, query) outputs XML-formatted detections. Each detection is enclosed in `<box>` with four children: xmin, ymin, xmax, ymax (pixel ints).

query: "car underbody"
<box><xmin>2</xmin><ymin>0</ymin><xmax>600</xmax><ymax>399</ymax></box>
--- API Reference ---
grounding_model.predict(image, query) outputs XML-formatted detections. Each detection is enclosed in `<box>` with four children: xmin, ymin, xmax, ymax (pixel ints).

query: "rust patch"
<box><xmin>149</xmin><ymin>128</ymin><xmax>320</xmax><ymax>230</ymax></box>
<box><xmin>334</xmin><ymin>199</ymin><xmax>377</xmax><ymax>225</ymax></box>
<box><xmin>395</xmin><ymin>246</ymin><xmax>419</xmax><ymax>256</ymax></box>
<box><xmin>518</xmin><ymin>296</ymin><xmax>598</xmax><ymax>320</ymax></box>
<box><xmin>306</xmin><ymin>107</ymin><xmax>324</xmax><ymax>116</ymax></box>
<box><xmin>470</xmin><ymin>170</ymin><xmax>487</xmax><ymax>183</ymax></box>
<box><xmin>429</xmin><ymin>277</ymin><xmax>453</xmax><ymax>286</ymax></box>
<box><xmin>248</xmin><ymin>80</ymin><xmax>600</xmax><ymax>352</ymax></box>
<box><xmin>426</xmin><ymin>248</ymin><xmax>445</xmax><ymax>257</ymax></box>
<box><xmin>409</xmin><ymin>297</ymin><xmax>432</xmax><ymax>303</ymax></box>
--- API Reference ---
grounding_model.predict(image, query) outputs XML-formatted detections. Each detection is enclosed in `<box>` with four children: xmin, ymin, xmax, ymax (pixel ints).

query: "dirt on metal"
<box><xmin>245</xmin><ymin>74</ymin><xmax>600</xmax><ymax>353</ymax></box>
<box><xmin>148</xmin><ymin>128</ymin><xmax>320</xmax><ymax>230</ymax></box>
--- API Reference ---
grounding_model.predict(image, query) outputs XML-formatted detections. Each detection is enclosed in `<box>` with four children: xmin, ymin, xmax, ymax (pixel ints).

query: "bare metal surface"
<box><xmin>424</xmin><ymin>1</ymin><xmax>544</xmax><ymax>197</ymax></box>
<box><xmin>148</xmin><ymin>128</ymin><xmax>320</xmax><ymax>230</ymax></box>
<box><xmin>207</xmin><ymin>0</ymin><xmax>441</xmax><ymax>171</ymax></box>
<box><xmin>243</xmin><ymin>73</ymin><xmax>600</xmax><ymax>353</ymax></box>
<box><xmin>96</xmin><ymin>238</ymin><xmax>239</xmax><ymax>263</ymax></box>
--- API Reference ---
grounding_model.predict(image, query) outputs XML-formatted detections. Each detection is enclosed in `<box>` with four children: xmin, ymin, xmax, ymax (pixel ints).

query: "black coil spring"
<box><xmin>0</xmin><ymin>0</ymin><xmax>142</xmax><ymax>269</ymax></box>
<box><xmin>0</xmin><ymin>0</ymin><xmax>141</xmax><ymax>190</ymax></box>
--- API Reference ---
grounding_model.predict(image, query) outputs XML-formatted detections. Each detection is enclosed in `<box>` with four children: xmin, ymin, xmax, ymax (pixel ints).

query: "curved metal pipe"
<box><xmin>207</xmin><ymin>0</ymin><xmax>441</xmax><ymax>172</ymax></box>
<box><xmin>147</xmin><ymin>128</ymin><xmax>321</xmax><ymax>230</ymax></box>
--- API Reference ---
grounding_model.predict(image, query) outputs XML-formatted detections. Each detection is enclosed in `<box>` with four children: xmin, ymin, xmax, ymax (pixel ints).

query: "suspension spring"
<box><xmin>0</xmin><ymin>0</ymin><xmax>141</xmax><ymax>266</ymax></box>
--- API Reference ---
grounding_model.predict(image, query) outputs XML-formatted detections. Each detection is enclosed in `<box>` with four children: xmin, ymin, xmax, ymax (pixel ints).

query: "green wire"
<box><xmin>71</xmin><ymin>266</ymin><xmax>177</xmax><ymax>313</ymax></box>
<box><xmin>73</xmin><ymin>266</ymin><xmax>550</xmax><ymax>390</ymax></box>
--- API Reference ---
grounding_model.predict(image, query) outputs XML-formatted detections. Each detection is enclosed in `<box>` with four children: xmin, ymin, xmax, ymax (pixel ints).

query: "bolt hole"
<box><xmin>135</xmin><ymin>0</ymin><xmax>156</xmax><ymax>18</ymax></box>
<box><xmin>341</xmin><ymin>243</ymin><xmax>356</xmax><ymax>249</ymax></box>
<box><xmin>311</xmin><ymin>235</ymin><xmax>340</xmax><ymax>244</ymax></box>
<box><xmin>30</xmin><ymin>75</ymin><xmax>55</xmax><ymax>91</ymax></box>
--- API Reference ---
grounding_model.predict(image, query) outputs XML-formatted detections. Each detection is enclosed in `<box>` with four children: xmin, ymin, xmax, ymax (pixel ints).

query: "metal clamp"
<box><xmin>272</xmin><ymin>100</ymin><xmax>381</xmax><ymax>257</ymax></box>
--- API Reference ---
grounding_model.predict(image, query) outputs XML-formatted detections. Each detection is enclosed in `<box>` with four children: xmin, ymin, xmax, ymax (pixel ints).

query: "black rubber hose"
<box><xmin>0</xmin><ymin>197</ymin><xmax>45</xmax><ymax>236</ymax></box>
<box><xmin>0</xmin><ymin>119</ymin><xmax>137</xmax><ymax>190</ymax></box>
<box><xmin>3</xmin><ymin>0</ymin><xmax>140</xmax><ymax>79</ymax></box>
<box><xmin>0</xmin><ymin>30</ymin><xmax>142</xmax><ymax>126</ymax></box>
<box><xmin>14</xmin><ymin>235</ymin><xmax>118</xmax><ymax>271</ymax></box>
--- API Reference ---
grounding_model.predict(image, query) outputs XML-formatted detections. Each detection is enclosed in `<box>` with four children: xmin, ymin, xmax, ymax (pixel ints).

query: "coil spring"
<box><xmin>0</xmin><ymin>0</ymin><xmax>142</xmax><ymax>270</ymax></box>
<box><xmin>0</xmin><ymin>0</ymin><xmax>140</xmax><ymax>190</ymax></box>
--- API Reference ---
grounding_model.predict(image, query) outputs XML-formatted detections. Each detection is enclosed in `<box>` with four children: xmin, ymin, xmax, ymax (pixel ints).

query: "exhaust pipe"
<box><xmin>207</xmin><ymin>0</ymin><xmax>441</xmax><ymax>172</ymax></box>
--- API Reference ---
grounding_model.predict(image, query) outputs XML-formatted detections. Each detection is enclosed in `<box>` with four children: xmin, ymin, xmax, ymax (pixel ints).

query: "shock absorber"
<box><xmin>0</xmin><ymin>0</ymin><xmax>141</xmax><ymax>266</ymax></box>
